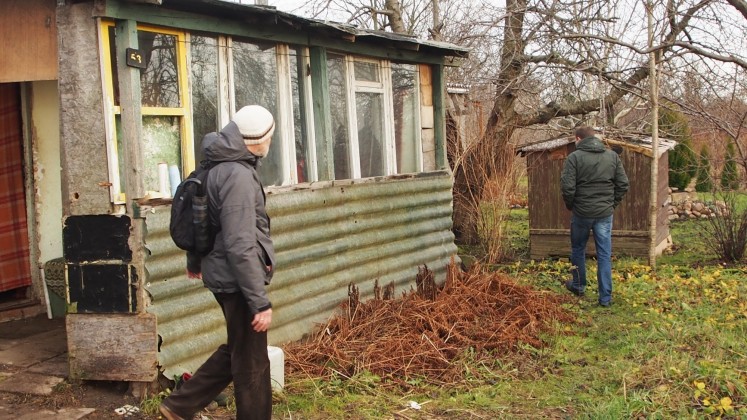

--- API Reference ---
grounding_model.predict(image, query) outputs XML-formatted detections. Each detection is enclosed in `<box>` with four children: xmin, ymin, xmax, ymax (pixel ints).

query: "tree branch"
<box><xmin>725</xmin><ymin>0</ymin><xmax>747</xmax><ymax>21</ymax></box>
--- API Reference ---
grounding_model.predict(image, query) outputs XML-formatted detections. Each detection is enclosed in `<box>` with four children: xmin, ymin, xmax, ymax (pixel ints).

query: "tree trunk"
<box><xmin>451</xmin><ymin>0</ymin><xmax>526</xmax><ymax>244</ymax></box>
<box><xmin>384</xmin><ymin>0</ymin><xmax>406</xmax><ymax>33</ymax></box>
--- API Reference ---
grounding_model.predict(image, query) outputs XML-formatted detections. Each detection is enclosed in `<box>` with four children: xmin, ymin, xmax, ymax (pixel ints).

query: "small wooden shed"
<box><xmin>517</xmin><ymin>133</ymin><xmax>676</xmax><ymax>260</ymax></box>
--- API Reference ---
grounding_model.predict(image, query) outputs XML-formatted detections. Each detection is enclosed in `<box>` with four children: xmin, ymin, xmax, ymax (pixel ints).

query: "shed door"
<box><xmin>0</xmin><ymin>83</ymin><xmax>32</xmax><ymax>293</ymax></box>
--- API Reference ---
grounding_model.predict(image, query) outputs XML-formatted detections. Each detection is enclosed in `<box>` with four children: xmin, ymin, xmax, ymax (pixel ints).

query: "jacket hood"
<box><xmin>576</xmin><ymin>136</ymin><xmax>606</xmax><ymax>153</ymax></box>
<box><xmin>202</xmin><ymin>121</ymin><xmax>260</xmax><ymax>165</ymax></box>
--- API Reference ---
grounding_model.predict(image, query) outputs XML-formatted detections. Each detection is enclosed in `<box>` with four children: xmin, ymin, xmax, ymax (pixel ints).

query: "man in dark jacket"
<box><xmin>560</xmin><ymin>126</ymin><xmax>629</xmax><ymax>307</ymax></box>
<box><xmin>160</xmin><ymin>105</ymin><xmax>277</xmax><ymax>420</ymax></box>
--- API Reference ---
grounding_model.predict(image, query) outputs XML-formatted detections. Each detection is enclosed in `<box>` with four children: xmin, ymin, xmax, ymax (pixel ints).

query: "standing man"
<box><xmin>160</xmin><ymin>105</ymin><xmax>277</xmax><ymax>420</ymax></box>
<box><xmin>560</xmin><ymin>126</ymin><xmax>629</xmax><ymax>307</ymax></box>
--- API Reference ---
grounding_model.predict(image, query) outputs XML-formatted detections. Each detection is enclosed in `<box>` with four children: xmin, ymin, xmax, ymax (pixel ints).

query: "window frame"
<box><xmin>344</xmin><ymin>56</ymin><xmax>397</xmax><ymax>179</ymax></box>
<box><xmin>391</xmin><ymin>62</ymin><xmax>424</xmax><ymax>174</ymax></box>
<box><xmin>100</xmin><ymin>21</ymin><xmax>193</xmax><ymax>203</ymax></box>
<box><xmin>100</xmin><ymin>20</ymin><xmax>430</xmax><ymax>201</ymax></box>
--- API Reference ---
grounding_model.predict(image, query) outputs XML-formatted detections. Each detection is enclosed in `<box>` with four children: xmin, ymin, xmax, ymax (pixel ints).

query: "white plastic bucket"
<box><xmin>267</xmin><ymin>346</ymin><xmax>284</xmax><ymax>390</ymax></box>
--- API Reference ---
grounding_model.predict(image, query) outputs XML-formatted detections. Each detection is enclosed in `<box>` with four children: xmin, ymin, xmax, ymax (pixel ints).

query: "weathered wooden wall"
<box><xmin>527</xmin><ymin>145</ymin><xmax>670</xmax><ymax>259</ymax></box>
<box><xmin>0</xmin><ymin>0</ymin><xmax>57</xmax><ymax>83</ymax></box>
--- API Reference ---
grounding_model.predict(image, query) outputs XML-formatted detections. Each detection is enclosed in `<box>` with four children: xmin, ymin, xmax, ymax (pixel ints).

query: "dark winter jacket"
<box><xmin>560</xmin><ymin>136</ymin><xmax>629</xmax><ymax>218</ymax></box>
<box><xmin>198</xmin><ymin>121</ymin><xmax>275</xmax><ymax>314</ymax></box>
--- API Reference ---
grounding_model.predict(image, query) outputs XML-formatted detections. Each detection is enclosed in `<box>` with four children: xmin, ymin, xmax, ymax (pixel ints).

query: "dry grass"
<box><xmin>284</xmin><ymin>263</ymin><xmax>574</xmax><ymax>388</ymax></box>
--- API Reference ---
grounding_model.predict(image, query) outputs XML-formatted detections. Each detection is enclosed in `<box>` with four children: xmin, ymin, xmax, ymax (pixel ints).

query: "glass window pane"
<box><xmin>356</xmin><ymin>92</ymin><xmax>385</xmax><ymax>178</ymax></box>
<box><xmin>354</xmin><ymin>61</ymin><xmax>380</xmax><ymax>83</ymax></box>
<box><xmin>138</xmin><ymin>31</ymin><xmax>180</xmax><ymax>107</ymax></box>
<box><xmin>290</xmin><ymin>47</ymin><xmax>310</xmax><ymax>183</ymax></box>
<box><xmin>117</xmin><ymin>116</ymin><xmax>182</xmax><ymax>196</ymax></box>
<box><xmin>232</xmin><ymin>40</ymin><xmax>282</xmax><ymax>186</ymax></box>
<box><xmin>327</xmin><ymin>54</ymin><xmax>350</xmax><ymax>180</ymax></box>
<box><xmin>190</xmin><ymin>35</ymin><xmax>220</xmax><ymax>164</ymax></box>
<box><xmin>392</xmin><ymin>63</ymin><xmax>419</xmax><ymax>174</ymax></box>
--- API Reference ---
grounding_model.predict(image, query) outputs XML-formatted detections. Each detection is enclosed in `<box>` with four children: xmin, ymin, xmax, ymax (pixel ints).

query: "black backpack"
<box><xmin>170</xmin><ymin>161</ymin><xmax>217</xmax><ymax>255</ymax></box>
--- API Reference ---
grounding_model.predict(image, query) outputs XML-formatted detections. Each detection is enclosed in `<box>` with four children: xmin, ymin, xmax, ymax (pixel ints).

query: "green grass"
<box><xmin>274</xmin><ymin>211</ymin><xmax>747</xmax><ymax>419</ymax></box>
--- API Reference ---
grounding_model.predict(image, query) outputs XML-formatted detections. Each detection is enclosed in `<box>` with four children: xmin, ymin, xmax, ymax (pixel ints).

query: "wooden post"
<box><xmin>115</xmin><ymin>20</ymin><xmax>147</xmax><ymax>312</ymax></box>
<box><xmin>646</xmin><ymin>0</ymin><xmax>659</xmax><ymax>270</ymax></box>
<box><xmin>432</xmin><ymin>64</ymin><xmax>447</xmax><ymax>170</ymax></box>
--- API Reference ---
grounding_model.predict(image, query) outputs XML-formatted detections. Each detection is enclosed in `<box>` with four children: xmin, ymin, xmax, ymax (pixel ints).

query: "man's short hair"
<box><xmin>575</xmin><ymin>126</ymin><xmax>596</xmax><ymax>140</ymax></box>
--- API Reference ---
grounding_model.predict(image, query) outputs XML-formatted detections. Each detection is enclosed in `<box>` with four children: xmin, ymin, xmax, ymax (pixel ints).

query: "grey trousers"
<box><xmin>162</xmin><ymin>292</ymin><xmax>272</xmax><ymax>420</ymax></box>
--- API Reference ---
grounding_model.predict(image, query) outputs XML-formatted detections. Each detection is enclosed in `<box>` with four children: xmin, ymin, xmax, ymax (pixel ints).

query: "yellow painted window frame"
<box><xmin>100</xmin><ymin>21</ymin><xmax>194</xmax><ymax>203</ymax></box>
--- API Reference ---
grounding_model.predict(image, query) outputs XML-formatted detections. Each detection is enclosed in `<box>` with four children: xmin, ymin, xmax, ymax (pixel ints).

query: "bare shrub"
<box><xmin>699</xmin><ymin>191</ymin><xmax>747</xmax><ymax>263</ymax></box>
<box><xmin>450</xmin><ymin>118</ymin><xmax>519</xmax><ymax>264</ymax></box>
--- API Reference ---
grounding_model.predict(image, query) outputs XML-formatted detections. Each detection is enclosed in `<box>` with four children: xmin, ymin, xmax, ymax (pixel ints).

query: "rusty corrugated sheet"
<box><xmin>145</xmin><ymin>171</ymin><xmax>457</xmax><ymax>378</ymax></box>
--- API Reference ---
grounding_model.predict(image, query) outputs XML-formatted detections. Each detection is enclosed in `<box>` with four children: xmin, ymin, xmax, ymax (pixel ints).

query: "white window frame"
<box><xmin>344</xmin><ymin>56</ymin><xmax>396</xmax><ymax>178</ymax></box>
<box><xmin>276</xmin><ymin>43</ymin><xmax>295</xmax><ymax>186</ymax></box>
<box><xmin>299</xmin><ymin>48</ymin><xmax>318</xmax><ymax>182</ymax></box>
<box><xmin>392</xmin><ymin>63</ymin><xmax>423</xmax><ymax>173</ymax></box>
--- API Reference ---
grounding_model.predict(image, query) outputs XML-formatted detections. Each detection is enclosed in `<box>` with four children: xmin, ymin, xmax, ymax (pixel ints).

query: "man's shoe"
<box><xmin>598</xmin><ymin>301</ymin><xmax>611</xmax><ymax>308</ymax></box>
<box><xmin>564</xmin><ymin>280</ymin><xmax>584</xmax><ymax>297</ymax></box>
<box><xmin>159</xmin><ymin>403</ymin><xmax>184</xmax><ymax>420</ymax></box>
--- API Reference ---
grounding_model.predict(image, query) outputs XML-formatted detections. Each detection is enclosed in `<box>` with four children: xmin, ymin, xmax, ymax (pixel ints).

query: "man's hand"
<box><xmin>252</xmin><ymin>308</ymin><xmax>272</xmax><ymax>332</ymax></box>
<box><xmin>187</xmin><ymin>270</ymin><xmax>202</xmax><ymax>279</ymax></box>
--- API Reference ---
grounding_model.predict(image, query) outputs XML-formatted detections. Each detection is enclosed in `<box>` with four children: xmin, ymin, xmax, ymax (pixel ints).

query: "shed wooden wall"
<box><xmin>527</xmin><ymin>145</ymin><xmax>670</xmax><ymax>259</ymax></box>
<box><xmin>0</xmin><ymin>0</ymin><xmax>58</xmax><ymax>83</ymax></box>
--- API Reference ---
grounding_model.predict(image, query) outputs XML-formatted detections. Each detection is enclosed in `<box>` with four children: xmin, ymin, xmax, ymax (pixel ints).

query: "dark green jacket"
<box><xmin>560</xmin><ymin>136</ymin><xmax>629</xmax><ymax>218</ymax></box>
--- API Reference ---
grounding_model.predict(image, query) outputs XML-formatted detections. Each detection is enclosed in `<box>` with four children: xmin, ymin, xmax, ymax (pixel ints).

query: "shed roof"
<box><xmin>119</xmin><ymin>0</ymin><xmax>469</xmax><ymax>59</ymax></box>
<box><xmin>516</xmin><ymin>132</ymin><xmax>678</xmax><ymax>158</ymax></box>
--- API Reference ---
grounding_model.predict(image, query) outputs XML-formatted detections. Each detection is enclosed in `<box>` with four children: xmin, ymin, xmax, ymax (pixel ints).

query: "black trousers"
<box><xmin>162</xmin><ymin>292</ymin><xmax>272</xmax><ymax>420</ymax></box>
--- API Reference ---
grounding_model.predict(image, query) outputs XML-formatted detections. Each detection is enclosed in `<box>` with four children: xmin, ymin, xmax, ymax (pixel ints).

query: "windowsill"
<box><xmin>137</xmin><ymin>197</ymin><xmax>174</xmax><ymax>207</ymax></box>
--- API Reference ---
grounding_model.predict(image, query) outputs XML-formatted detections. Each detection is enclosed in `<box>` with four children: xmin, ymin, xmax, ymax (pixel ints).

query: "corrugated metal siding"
<box><xmin>145</xmin><ymin>171</ymin><xmax>457</xmax><ymax>378</ymax></box>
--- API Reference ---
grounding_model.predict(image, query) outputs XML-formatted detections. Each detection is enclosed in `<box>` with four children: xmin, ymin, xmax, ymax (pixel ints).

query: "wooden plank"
<box><xmin>116</xmin><ymin>20</ymin><xmax>145</xmax><ymax>202</ymax></box>
<box><xmin>431</xmin><ymin>64</ymin><xmax>446</xmax><ymax>169</ymax></box>
<box><xmin>0</xmin><ymin>0</ymin><xmax>57</xmax><ymax>82</ymax></box>
<box><xmin>419</xmin><ymin>65</ymin><xmax>433</xmax><ymax>106</ymax></box>
<box><xmin>67</xmin><ymin>313</ymin><xmax>157</xmax><ymax>381</ymax></box>
<box><xmin>529</xmin><ymin>228</ymin><xmax>651</xmax><ymax>238</ymax></box>
<box><xmin>422</xmin><ymin>146</ymin><xmax>436</xmax><ymax>172</ymax></box>
<box><xmin>530</xmin><ymin>233</ymin><xmax>659</xmax><ymax>259</ymax></box>
<box><xmin>420</xmin><ymin>106</ymin><xmax>434</xmax><ymax>129</ymax></box>
<box><xmin>421</xmin><ymin>128</ymin><xmax>435</xmax><ymax>153</ymax></box>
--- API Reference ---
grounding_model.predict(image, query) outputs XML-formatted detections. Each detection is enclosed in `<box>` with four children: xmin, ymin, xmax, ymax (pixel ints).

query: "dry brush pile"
<box><xmin>284</xmin><ymin>263</ymin><xmax>574</xmax><ymax>386</ymax></box>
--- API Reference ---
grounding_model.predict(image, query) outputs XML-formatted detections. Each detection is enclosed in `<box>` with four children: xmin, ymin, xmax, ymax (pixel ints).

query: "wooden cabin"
<box><xmin>1</xmin><ymin>0</ymin><xmax>467</xmax><ymax>385</ymax></box>
<box><xmin>517</xmin><ymin>134</ymin><xmax>676</xmax><ymax>260</ymax></box>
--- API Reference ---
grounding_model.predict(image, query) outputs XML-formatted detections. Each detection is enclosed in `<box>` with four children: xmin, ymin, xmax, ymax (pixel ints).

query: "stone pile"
<box><xmin>668</xmin><ymin>196</ymin><xmax>728</xmax><ymax>221</ymax></box>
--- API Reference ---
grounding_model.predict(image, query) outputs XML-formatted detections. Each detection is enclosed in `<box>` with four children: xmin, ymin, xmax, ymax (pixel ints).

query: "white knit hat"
<box><xmin>233</xmin><ymin>105</ymin><xmax>275</xmax><ymax>145</ymax></box>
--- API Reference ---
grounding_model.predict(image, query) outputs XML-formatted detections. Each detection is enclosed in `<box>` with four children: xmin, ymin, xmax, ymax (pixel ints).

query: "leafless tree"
<box><xmin>289</xmin><ymin>0</ymin><xmax>747</xmax><ymax>244</ymax></box>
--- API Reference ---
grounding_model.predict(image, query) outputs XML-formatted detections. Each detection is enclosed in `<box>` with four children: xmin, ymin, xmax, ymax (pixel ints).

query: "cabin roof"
<box><xmin>516</xmin><ymin>132</ymin><xmax>678</xmax><ymax>158</ymax></box>
<box><xmin>132</xmin><ymin>0</ymin><xmax>469</xmax><ymax>58</ymax></box>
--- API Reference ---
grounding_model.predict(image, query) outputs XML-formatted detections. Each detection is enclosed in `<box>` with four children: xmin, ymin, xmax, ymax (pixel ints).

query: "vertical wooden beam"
<box><xmin>115</xmin><ymin>19</ymin><xmax>144</xmax><ymax>203</ymax></box>
<box><xmin>309</xmin><ymin>47</ymin><xmax>334</xmax><ymax>181</ymax></box>
<box><xmin>431</xmin><ymin>64</ymin><xmax>447</xmax><ymax>170</ymax></box>
<box><xmin>115</xmin><ymin>20</ymin><xmax>147</xmax><ymax>313</ymax></box>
